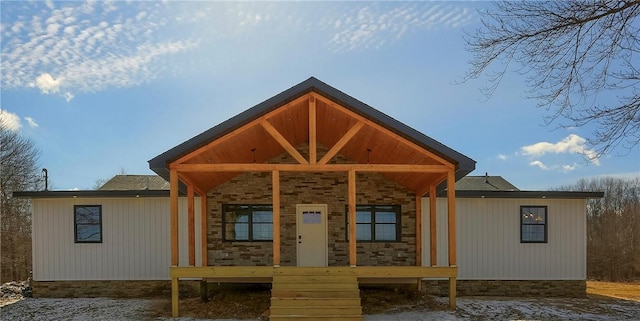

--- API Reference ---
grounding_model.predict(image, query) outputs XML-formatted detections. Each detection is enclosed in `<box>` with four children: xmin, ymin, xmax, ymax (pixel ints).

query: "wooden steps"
<box><xmin>269</xmin><ymin>267</ymin><xmax>363</xmax><ymax>321</ymax></box>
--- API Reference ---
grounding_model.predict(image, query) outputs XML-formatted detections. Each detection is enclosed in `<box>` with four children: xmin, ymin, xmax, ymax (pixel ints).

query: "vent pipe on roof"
<box><xmin>145</xmin><ymin>176</ymin><xmax>150</xmax><ymax>190</ymax></box>
<box><xmin>42</xmin><ymin>168</ymin><xmax>48</xmax><ymax>191</ymax></box>
<box><xmin>485</xmin><ymin>172</ymin><xmax>489</xmax><ymax>183</ymax></box>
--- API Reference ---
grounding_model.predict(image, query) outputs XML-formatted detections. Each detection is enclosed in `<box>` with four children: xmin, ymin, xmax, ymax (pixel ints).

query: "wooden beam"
<box><xmin>174</xmin><ymin>174</ymin><xmax>206</xmax><ymax>197</ymax></box>
<box><xmin>260</xmin><ymin>120</ymin><xmax>309</xmax><ymax>165</ymax></box>
<box><xmin>172</xmin><ymin>94</ymin><xmax>311</xmax><ymax>165</ymax></box>
<box><xmin>175</xmin><ymin>163</ymin><xmax>450</xmax><ymax>173</ymax></box>
<box><xmin>430</xmin><ymin>184</ymin><xmax>437</xmax><ymax>266</ymax></box>
<box><xmin>200</xmin><ymin>192</ymin><xmax>208</xmax><ymax>267</ymax></box>
<box><xmin>311</xmin><ymin>93</ymin><xmax>456</xmax><ymax>169</ymax></box>
<box><xmin>170</xmin><ymin>169</ymin><xmax>179</xmax><ymax>266</ymax></box>
<box><xmin>449</xmin><ymin>277</ymin><xmax>457</xmax><ymax>309</ymax></box>
<box><xmin>170</xmin><ymin>265</ymin><xmax>458</xmax><ymax>279</ymax></box>
<box><xmin>348</xmin><ymin>170</ymin><xmax>356</xmax><ymax>267</ymax></box>
<box><xmin>171</xmin><ymin>277</ymin><xmax>179</xmax><ymax>317</ymax></box>
<box><xmin>272</xmin><ymin>170</ymin><xmax>281</xmax><ymax>267</ymax></box>
<box><xmin>318</xmin><ymin>122</ymin><xmax>365</xmax><ymax>165</ymax></box>
<box><xmin>171</xmin><ymin>266</ymin><xmax>275</xmax><ymax>278</ymax></box>
<box><xmin>187</xmin><ymin>184</ymin><xmax>195</xmax><ymax>266</ymax></box>
<box><xmin>415</xmin><ymin>195</ymin><xmax>422</xmax><ymax>267</ymax></box>
<box><xmin>447</xmin><ymin>170</ymin><xmax>456</xmax><ymax>267</ymax></box>
<box><xmin>309</xmin><ymin>96</ymin><xmax>317</xmax><ymax>165</ymax></box>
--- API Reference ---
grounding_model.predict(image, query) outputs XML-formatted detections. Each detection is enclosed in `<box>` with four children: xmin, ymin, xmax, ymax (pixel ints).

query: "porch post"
<box><xmin>170</xmin><ymin>168</ymin><xmax>180</xmax><ymax>317</ymax></box>
<box><xmin>348</xmin><ymin>170</ymin><xmax>357</xmax><ymax>267</ymax></box>
<box><xmin>171</xmin><ymin>276</ymin><xmax>179</xmax><ymax>317</ymax></box>
<box><xmin>200</xmin><ymin>194</ymin><xmax>208</xmax><ymax>266</ymax></box>
<box><xmin>415</xmin><ymin>195</ymin><xmax>423</xmax><ymax>291</ymax></box>
<box><xmin>447</xmin><ymin>170</ymin><xmax>457</xmax><ymax>309</ymax></box>
<box><xmin>170</xmin><ymin>169</ymin><xmax>179</xmax><ymax>266</ymax></box>
<box><xmin>429</xmin><ymin>184</ymin><xmax>437</xmax><ymax>266</ymax></box>
<box><xmin>187</xmin><ymin>184</ymin><xmax>195</xmax><ymax>266</ymax></box>
<box><xmin>415</xmin><ymin>195</ymin><xmax>422</xmax><ymax>266</ymax></box>
<box><xmin>447</xmin><ymin>171</ymin><xmax>456</xmax><ymax>266</ymax></box>
<box><xmin>272</xmin><ymin>170</ymin><xmax>281</xmax><ymax>266</ymax></box>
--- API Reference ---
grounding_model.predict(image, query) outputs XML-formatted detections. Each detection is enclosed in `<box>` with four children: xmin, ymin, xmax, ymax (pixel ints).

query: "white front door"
<box><xmin>296</xmin><ymin>204</ymin><xmax>328</xmax><ymax>267</ymax></box>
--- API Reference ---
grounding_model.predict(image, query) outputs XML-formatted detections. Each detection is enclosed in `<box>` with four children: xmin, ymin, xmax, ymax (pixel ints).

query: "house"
<box><xmin>14</xmin><ymin>77</ymin><xmax>602</xmax><ymax>319</ymax></box>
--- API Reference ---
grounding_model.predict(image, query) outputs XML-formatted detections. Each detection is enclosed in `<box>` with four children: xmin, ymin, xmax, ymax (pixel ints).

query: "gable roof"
<box><xmin>455</xmin><ymin>175</ymin><xmax>520</xmax><ymax>191</ymax></box>
<box><xmin>99</xmin><ymin>175</ymin><xmax>170</xmax><ymax>191</ymax></box>
<box><xmin>148</xmin><ymin>77</ymin><xmax>476</xmax><ymax>192</ymax></box>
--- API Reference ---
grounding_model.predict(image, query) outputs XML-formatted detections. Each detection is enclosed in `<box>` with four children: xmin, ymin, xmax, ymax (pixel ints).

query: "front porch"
<box><xmin>170</xmin><ymin>266</ymin><xmax>458</xmax><ymax>318</ymax></box>
<box><xmin>147</xmin><ymin>79</ymin><xmax>476</xmax><ymax>318</ymax></box>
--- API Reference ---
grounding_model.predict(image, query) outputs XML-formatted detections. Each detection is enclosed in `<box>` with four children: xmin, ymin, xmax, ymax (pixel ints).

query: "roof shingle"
<box><xmin>98</xmin><ymin>175</ymin><xmax>170</xmax><ymax>191</ymax></box>
<box><xmin>455</xmin><ymin>175</ymin><xmax>519</xmax><ymax>191</ymax></box>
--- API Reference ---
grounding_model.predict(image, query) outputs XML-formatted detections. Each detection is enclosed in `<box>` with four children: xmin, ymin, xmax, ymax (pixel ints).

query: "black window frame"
<box><xmin>74</xmin><ymin>205</ymin><xmax>103</xmax><ymax>243</ymax></box>
<box><xmin>520</xmin><ymin>205</ymin><xmax>548</xmax><ymax>243</ymax></box>
<box><xmin>222</xmin><ymin>204</ymin><xmax>273</xmax><ymax>242</ymax></box>
<box><xmin>345</xmin><ymin>205</ymin><xmax>401</xmax><ymax>242</ymax></box>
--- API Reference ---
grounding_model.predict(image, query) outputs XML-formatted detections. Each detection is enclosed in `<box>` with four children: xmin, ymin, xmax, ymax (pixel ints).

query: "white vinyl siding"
<box><xmin>423</xmin><ymin>198</ymin><xmax>586</xmax><ymax>280</ymax></box>
<box><xmin>32</xmin><ymin>197</ymin><xmax>201</xmax><ymax>281</ymax></box>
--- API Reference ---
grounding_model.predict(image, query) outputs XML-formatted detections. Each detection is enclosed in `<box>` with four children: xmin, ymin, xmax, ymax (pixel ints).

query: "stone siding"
<box><xmin>206</xmin><ymin>144</ymin><xmax>417</xmax><ymax>267</ymax></box>
<box><xmin>422</xmin><ymin>279</ymin><xmax>586</xmax><ymax>297</ymax></box>
<box><xmin>31</xmin><ymin>280</ymin><xmax>200</xmax><ymax>298</ymax></box>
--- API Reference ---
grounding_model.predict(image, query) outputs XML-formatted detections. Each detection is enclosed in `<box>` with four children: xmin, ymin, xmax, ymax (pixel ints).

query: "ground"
<box><xmin>587</xmin><ymin>281</ymin><xmax>640</xmax><ymax>301</ymax></box>
<box><xmin>1</xmin><ymin>281</ymin><xmax>639</xmax><ymax>320</ymax></box>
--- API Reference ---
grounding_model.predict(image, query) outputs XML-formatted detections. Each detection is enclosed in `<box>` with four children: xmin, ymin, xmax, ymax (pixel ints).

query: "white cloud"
<box><xmin>1</xmin><ymin>2</ymin><xmax>477</xmax><ymax>97</ymax></box>
<box><xmin>521</xmin><ymin>134</ymin><xmax>600</xmax><ymax>165</ymax></box>
<box><xmin>46</xmin><ymin>23</ymin><xmax>61</xmax><ymax>35</ymax></box>
<box><xmin>136</xmin><ymin>11</ymin><xmax>147</xmax><ymax>21</ymax></box>
<box><xmin>328</xmin><ymin>3</ymin><xmax>475</xmax><ymax>52</ymax></box>
<box><xmin>63</xmin><ymin>26</ymin><xmax>75</xmax><ymax>35</ymax></box>
<box><xmin>25</xmin><ymin>117</ymin><xmax>39</xmax><ymax>128</ymax></box>
<box><xmin>35</xmin><ymin>73</ymin><xmax>63</xmax><ymax>94</ymax></box>
<box><xmin>529</xmin><ymin>161</ymin><xmax>579</xmax><ymax>173</ymax></box>
<box><xmin>0</xmin><ymin>110</ymin><xmax>22</xmax><ymax>131</ymax></box>
<box><xmin>498</xmin><ymin>154</ymin><xmax>508</xmax><ymax>161</ymax></box>
<box><xmin>1</xmin><ymin>1</ymin><xmax>196</xmax><ymax>100</ymax></box>
<box><xmin>11</xmin><ymin>21</ymin><xmax>24</xmax><ymax>33</ymax></box>
<box><xmin>529</xmin><ymin>160</ymin><xmax>549</xmax><ymax>170</ymax></box>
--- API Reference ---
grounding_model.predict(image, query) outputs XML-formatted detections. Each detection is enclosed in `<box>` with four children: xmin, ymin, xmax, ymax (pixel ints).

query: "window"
<box><xmin>223</xmin><ymin>205</ymin><xmax>273</xmax><ymax>241</ymax></box>
<box><xmin>520</xmin><ymin>206</ymin><xmax>547</xmax><ymax>243</ymax></box>
<box><xmin>345</xmin><ymin>205</ymin><xmax>401</xmax><ymax>242</ymax></box>
<box><xmin>74</xmin><ymin>205</ymin><xmax>102</xmax><ymax>243</ymax></box>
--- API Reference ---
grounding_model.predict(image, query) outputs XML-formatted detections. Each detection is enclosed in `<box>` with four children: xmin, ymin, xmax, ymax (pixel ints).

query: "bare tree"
<box><xmin>555</xmin><ymin>177</ymin><xmax>640</xmax><ymax>281</ymax></box>
<box><xmin>0</xmin><ymin>123</ymin><xmax>42</xmax><ymax>282</ymax></box>
<box><xmin>464</xmin><ymin>1</ymin><xmax>640</xmax><ymax>158</ymax></box>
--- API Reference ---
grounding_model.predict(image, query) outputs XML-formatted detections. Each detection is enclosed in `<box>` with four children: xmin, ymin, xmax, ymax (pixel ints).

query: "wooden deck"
<box><xmin>170</xmin><ymin>266</ymin><xmax>458</xmax><ymax>318</ymax></box>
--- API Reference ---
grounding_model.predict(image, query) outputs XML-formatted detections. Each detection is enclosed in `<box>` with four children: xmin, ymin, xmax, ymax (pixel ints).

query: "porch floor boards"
<box><xmin>269</xmin><ymin>267</ymin><xmax>363</xmax><ymax>321</ymax></box>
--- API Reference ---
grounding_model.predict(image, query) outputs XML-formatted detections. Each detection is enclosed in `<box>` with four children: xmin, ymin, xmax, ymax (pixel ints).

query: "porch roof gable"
<box><xmin>148</xmin><ymin>77</ymin><xmax>476</xmax><ymax>192</ymax></box>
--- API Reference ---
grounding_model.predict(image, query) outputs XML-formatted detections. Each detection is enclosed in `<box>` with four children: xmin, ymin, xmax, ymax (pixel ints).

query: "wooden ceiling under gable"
<box><xmin>170</xmin><ymin>92</ymin><xmax>455</xmax><ymax>193</ymax></box>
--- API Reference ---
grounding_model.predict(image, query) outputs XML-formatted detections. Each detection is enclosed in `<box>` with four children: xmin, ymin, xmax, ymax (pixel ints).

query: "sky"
<box><xmin>1</xmin><ymin>1</ymin><xmax>638</xmax><ymax>191</ymax></box>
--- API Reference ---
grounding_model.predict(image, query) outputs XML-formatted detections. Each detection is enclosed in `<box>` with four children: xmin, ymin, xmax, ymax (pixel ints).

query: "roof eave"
<box><xmin>442</xmin><ymin>190</ymin><xmax>604</xmax><ymax>199</ymax></box>
<box><xmin>12</xmin><ymin>190</ymin><xmax>183</xmax><ymax>199</ymax></box>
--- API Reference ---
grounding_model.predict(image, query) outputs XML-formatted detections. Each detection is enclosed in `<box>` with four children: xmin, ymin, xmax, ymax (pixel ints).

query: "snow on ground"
<box><xmin>1</xmin><ymin>296</ymin><xmax>639</xmax><ymax>321</ymax></box>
